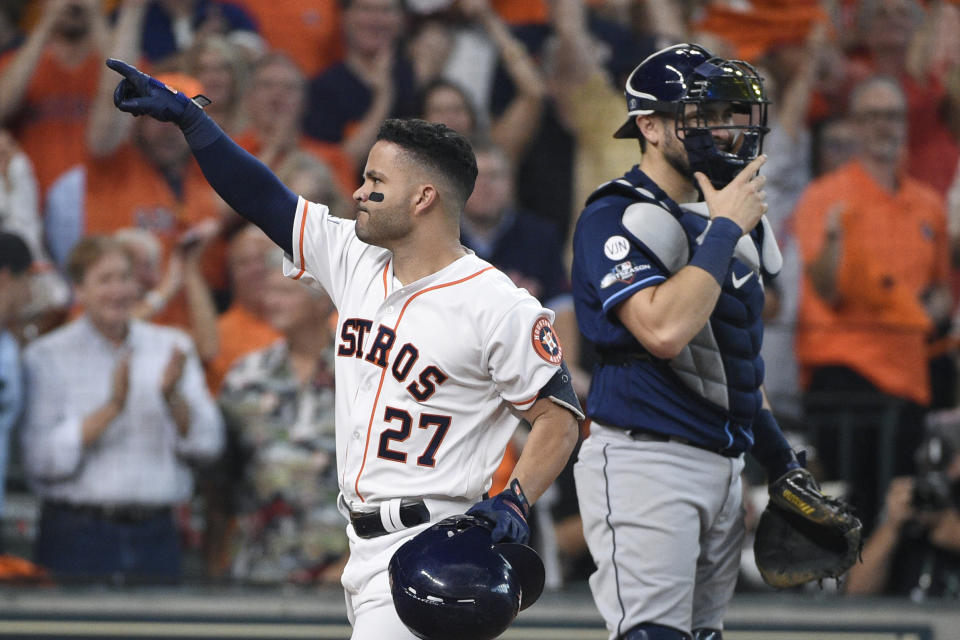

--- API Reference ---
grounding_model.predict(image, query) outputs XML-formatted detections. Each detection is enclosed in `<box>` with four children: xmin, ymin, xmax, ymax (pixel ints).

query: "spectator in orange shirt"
<box><xmin>793</xmin><ymin>74</ymin><xmax>953</xmax><ymax>534</ymax></box>
<box><xmin>242</xmin><ymin>0</ymin><xmax>344</xmax><ymax>77</ymax></box>
<box><xmin>45</xmin><ymin>0</ymin><xmax>225</xmax><ymax>334</ymax></box>
<box><xmin>0</xmin><ymin>0</ymin><xmax>109</xmax><ymax>195</ymax></box>
<box><xmin>812</xmin><ymin>0</ymin><xmax>960</xmax><ymax>197</ymax></box>
<box><xmin>204</xmin><ymin>225</ymin><xmax>281</xmax><ymax>393</ymax></box>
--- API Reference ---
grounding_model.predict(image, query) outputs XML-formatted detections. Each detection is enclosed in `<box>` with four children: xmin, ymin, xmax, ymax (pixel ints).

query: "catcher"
<box><xmin>570</xmin><ymin>43</ymin><xmax>861</xmax><ymax>640</ymax></box>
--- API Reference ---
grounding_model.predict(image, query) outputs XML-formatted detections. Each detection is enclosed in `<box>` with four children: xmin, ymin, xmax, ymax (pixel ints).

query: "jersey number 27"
<box><xmin>377</xmin><ymin>407</ymin><xmax>451</xmax><ymax>468</ymax></box>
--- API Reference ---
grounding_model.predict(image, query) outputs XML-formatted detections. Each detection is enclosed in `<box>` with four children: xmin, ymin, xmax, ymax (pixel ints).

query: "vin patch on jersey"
<box><xmin>600</xmin><ymin>260</ymin><xmax>651</xmax><ymax>289</ymax></box>
<box><xmin>531</xmin><ymin>317</ymin><xmax>563</xmax><ymax>365</ymax></box>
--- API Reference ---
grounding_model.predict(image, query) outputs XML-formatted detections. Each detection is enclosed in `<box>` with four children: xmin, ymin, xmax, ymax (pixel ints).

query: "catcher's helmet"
<box><xmin>389</xmin><ymin>514</ymin><xmax>545</xmax><ymax>640</ymax></box>
<box><xmin>614</xmin><ymin>43</ymin><xmax>769</xmax><ymax>188</ymax></box>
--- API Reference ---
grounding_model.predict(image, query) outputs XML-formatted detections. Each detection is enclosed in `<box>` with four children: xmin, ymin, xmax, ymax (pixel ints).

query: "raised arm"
<box><xmin>776</xmin><ymin>22</ymin><xmax>829</xmax><ymax>143</ymax></box>
<box><xmin>87</xmin><ymin>0</ymin><xmax>148</xmax><ymax>157</ymax></box>
<box><xmin>458</xmin><ymin>0</ymin><xmax>545</xmax><ymax>166</ymax></box>
<box><xmin>0</xmin><ymin>1</ymin><xmax>66</xmax><ymax>124</ymax></box>
<box><xmin>106</xmin><ymin>59</ymin><xmax>298</xmax><ymax>254</ymax></box>
<box><xmin>341</xmin><ymin>49</ymin><xmax>396</xmax><ymax>170</ymax></box>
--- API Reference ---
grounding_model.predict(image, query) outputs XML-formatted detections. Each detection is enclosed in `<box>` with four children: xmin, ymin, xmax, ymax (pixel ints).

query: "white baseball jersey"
<box><xmin>282</xmin><ymin>197</ymin><xmax>563</xmax><ymax>509</ymax></box>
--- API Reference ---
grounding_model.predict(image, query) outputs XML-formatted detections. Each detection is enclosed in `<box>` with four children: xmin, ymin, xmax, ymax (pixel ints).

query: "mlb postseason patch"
<box><xmin>531</xmin><ymin>317</ymin><xmax>563</xmax><ymax>365</ymax></box>
<box><xmin>600</xmin><ymin>260</ymin><xmax>651</xmax><ymax>289</ymax></box>
<box><xmin>603</xmin><ymin>235</ymin><xmax>630</xmax><ymax>260</ymax></box>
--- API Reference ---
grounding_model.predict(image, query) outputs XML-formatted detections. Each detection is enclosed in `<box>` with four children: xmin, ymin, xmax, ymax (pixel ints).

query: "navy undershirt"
<box><xmin>182</xmin><ymin>112</ymin><xmax>297</xmax><ymax>255</ymax></box>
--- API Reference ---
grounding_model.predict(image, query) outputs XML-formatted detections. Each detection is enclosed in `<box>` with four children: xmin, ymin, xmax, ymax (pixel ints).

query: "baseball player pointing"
<box><xmin>570</xmin><ymin>44</ymin><xmax>844</xmax><ymax>640</ymax></box>
<box><xmin>105</xmin><ymin>59</ymin><xmax>581</xmax><ymax>638</ymax></box>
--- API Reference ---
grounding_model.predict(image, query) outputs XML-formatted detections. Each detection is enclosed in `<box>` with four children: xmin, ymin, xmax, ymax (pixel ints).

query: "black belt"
<box><xmin>626</xmin><ymin>428</ymin><xmax>740</xmax><ymax>458</ymax></box>
<box><xmin>349</xmin><ymin>499</ymin><xmax>430</xmax><ymax>539</ymax></box>
<box><xmin>44</xmin><ymin>500</ymin><xmax>172</xmax><ymax>524</ymax></box>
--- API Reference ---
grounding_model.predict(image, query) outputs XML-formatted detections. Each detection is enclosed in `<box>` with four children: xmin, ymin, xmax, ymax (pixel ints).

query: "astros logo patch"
<box><xmin>531</xmin><ymin>317</ymin><xmax>563</xmax><ymax>365</ymax></box>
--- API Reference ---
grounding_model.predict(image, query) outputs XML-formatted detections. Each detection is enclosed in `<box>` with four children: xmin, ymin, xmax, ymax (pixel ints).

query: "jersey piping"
<box><xmin>291</xmin><ymin>199</ymin><xmax>311</xmax><ymax>281</ymax></box>
<box><xmin>381</xmin><ymin>260</ymin><xmax>390</xmax><ymax>299</ymax></box>
<box><xmin>353</xmin><ymin>265</ymin><xmax>496</xmax><ymax>502</ymax></box>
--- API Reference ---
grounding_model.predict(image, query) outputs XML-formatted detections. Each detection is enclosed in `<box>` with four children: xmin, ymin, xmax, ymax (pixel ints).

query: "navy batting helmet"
<box><xmin>613</xmin><ymin>43</ymin><xmax>769</xmax><ymax>189</ymax></box>
<box><xmin>389</xmin><ymin>514</ymin><xmax>545</xmax><ymax>640</ymax></box>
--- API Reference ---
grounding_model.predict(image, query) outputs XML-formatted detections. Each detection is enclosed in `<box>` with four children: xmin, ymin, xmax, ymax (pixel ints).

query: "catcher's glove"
<box><xmin>754</xmin><ymin>468</ymin><xmax>863</xmax><ymax>588</ymax></box>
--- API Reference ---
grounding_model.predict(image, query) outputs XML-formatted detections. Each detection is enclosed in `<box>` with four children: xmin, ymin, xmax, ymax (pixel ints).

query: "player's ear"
<box><xmin>637</xmin><ymin>115</ymin><xmax>661</xmax><ymax>146</ymax></box>
<box><xmin>413</xmin><ymin>184</ymin><xmax>438</xmax><ymax>214</ymax></box>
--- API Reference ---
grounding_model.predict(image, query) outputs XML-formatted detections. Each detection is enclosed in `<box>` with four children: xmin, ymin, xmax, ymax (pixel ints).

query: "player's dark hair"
<box><xmin>376</xmin><ymin>118</ymin><xmax>479</xmax><ymax>207</ymax></box>
<box><xmin>0</xmin><ymin>232</ymin><xmax>31</xmax><ymax>274</ymax></box>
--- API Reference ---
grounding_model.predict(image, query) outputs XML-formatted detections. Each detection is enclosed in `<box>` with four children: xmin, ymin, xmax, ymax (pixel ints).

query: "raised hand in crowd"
<box><xmin>0</xmin><ymin>0</ymin><xmax>108</xmax><ymax>122</ymax></box>
<box><xmin>81</xmin><ymin>349</ymin><xmax>131</xmax><ymax>446</ymax></box>
<box><xmin>456</xmin><ymin>0</ymin><xmax>545</xmax><ymax>165</ymax></box>
<box><xmin>173</xmin><ymin>219</ymin><xmax>221</xmax><ymax>364</ymax></box>
<box><xmin>343</xmin><ymin>45</ymin><xmax>396</xmax><ymax>167</ymax></box>
<box><xmin>161</xmin><ymin>347</ymin><xmax>187</xmax><ymax>399</ymax></box>
<box><xmin>0</xmin><ymin>129</ymin><xmax>15</xmax><ymax>171</ymax></box>
<box><xmin>109</xmin><ymin>349</ymin><xmax>132</xmax><ymax>413</ymax></box>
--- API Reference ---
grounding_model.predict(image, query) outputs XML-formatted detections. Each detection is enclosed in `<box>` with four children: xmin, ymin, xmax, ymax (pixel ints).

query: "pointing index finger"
<box><xmin>106</xmin><ymin>58</ymin><xmax>143</xmax><ymax>83</ymax></box>
<box><xmin>731</xmin><ymin>154</ymin><xmax>767</xmax><ymax>186</ymax></box>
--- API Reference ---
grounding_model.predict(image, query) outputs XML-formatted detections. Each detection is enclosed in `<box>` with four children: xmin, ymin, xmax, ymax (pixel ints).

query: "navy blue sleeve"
<box><xmin>183</xmin><ymin>114</ymin><xmax>297</xmax><ymax>255</ymax></box>
<box><xmin>575</xmin><ymin>203</ymin><xmax>666</xmax><ymax>316</ymax></box>
<box><xmin>751</xmin><ymin>408</ymin><xmax>800</xmax><ymax>480</ymax></box>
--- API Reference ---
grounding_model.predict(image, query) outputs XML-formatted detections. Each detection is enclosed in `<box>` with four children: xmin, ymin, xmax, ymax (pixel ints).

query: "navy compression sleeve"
<box><xmin>752</xmin><ymin>408</ymin><xmax>801</xmax><ymax>480</ymax></box>
<box><xmin>181</xmin><ymin>111</ymin><xmax>297</xmax><ymax>254</ymax></box>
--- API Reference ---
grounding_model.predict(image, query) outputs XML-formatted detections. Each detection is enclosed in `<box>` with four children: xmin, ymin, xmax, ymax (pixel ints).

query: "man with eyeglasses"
<box><xmin>793</xmin><ymin>74</ymin><xmax>953</xmax><ymax>536</ymax></box>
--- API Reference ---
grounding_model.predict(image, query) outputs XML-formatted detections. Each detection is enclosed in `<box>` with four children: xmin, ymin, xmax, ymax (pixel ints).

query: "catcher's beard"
<box><xmin>661</xmin><ymin>128</ymin><xmax>695</xmax><ymax>182</ymax></box>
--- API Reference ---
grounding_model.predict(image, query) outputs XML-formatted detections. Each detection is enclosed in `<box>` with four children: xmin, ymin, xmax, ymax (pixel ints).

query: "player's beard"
<box><xmin>355</xmin><ymin>207</ymin><xmax>413</xmax><ymax>247</ymax></box>
<box><xmin>662</xmin><ymin>131</ymin><xmax>694</xmax><ymax>181</ymax></box>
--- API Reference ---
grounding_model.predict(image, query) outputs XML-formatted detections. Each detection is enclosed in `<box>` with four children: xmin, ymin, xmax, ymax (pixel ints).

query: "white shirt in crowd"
<box><xmin>20</xmin><ymin>316</ymin><xmax>224</xmax><ymax>506</ymax></box>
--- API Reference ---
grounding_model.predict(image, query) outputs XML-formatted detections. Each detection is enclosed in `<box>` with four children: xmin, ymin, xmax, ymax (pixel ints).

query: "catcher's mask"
<box><xmin>614</xmin><ymin>43</ymin><xmax>769</xmax><ymax>189</ymax></box>
<box><xmin>388</xmin><ymin>514</ymin><xmax>545</xmax><ymax>640</ymax></box>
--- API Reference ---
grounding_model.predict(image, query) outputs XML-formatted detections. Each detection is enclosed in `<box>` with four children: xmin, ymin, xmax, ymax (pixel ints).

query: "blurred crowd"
<box><xmin>1</xmin><ymin>0</ymin><xmax>960</xmax><ymax>599</ymax></box>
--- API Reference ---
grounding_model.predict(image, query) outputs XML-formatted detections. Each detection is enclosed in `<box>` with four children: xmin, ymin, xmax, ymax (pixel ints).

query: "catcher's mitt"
<box><xmin>754</xmin><ymin>468</ymin><xmax>863</xmax><ymax>588</ymax></box>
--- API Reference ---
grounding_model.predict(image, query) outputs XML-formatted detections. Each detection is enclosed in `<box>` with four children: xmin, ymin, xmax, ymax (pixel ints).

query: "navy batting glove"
<box><xmin>467</xmin><ymin>479</ymin><xmax>531</xmax><ymax>545</ymax></box>
<box><xmin>106</xmin><ymin>58</ymin><xmax>207</xmax><ymax>126</ymax></box>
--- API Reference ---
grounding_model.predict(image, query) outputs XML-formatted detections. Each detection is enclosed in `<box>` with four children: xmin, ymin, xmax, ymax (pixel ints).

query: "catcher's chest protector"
<box><xmin>588</xmin><ymin>178</ymin><xmax>782</xmax><ymax>424</ymax></box>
